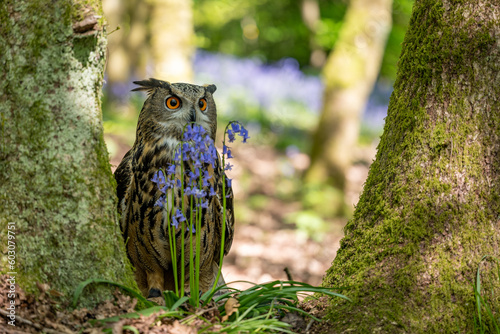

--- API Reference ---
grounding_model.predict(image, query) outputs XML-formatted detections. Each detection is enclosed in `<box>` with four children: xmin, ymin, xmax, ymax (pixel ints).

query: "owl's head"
<box><xmin>132</xmin><ymin>78</ymin><xmax>217</xmax><ymax>142</ymax></box>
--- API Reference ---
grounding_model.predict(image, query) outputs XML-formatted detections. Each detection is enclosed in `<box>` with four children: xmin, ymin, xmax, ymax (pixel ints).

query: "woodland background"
<box><xmin>102</xmin><ymin>0</ymin><xmax>412</xmax><ymax>288</ymax></box>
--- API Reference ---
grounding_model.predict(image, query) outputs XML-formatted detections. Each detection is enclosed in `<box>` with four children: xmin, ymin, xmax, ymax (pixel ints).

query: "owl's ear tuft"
<box><xmin>204</xmin><ymin>84</ymin><xmax>217</xmax><ymax>95</ymax></box>
<box><xmin>132</xmin><ymin>78</ymin><xmax>171</xmax><ymax>94</ymax></box>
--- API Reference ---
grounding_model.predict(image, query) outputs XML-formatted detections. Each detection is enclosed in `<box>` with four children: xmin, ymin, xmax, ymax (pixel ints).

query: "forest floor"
<box><xmin>0</xmin><ymin>134</ymin><xmax>375</xmax><ymax>333</ymax></box>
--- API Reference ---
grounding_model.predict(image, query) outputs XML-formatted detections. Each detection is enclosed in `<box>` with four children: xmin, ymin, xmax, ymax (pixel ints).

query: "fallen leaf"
<box><xmin>221</xmin><ymin>297</ymin><xmax>240</xmax><ymax>322</ymax></box>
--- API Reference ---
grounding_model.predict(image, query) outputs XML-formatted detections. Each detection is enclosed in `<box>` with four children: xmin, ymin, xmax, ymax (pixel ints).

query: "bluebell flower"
<box><xmin>166</xmin><ymin>164</ymin><xmax>176</xmax><ymax>175</ymax></box>
<box><xmin>230</xmin><ymin>122</ymin><xmax>240</xmax><ymax>133</ymax></box>
<box><xmin>186</xmin><ymin>225</ymin><xmax>196</xmax><ymax>233</ymax></box>
<box><xmin>202</xmin><ymin>177</ymin><xmax>210</xmax><ymax>188</ymax></box>
<box><xmin>191</xmin><ymin>188</ymin><xmax>206</xmax><ymax>199</ymax></box>
<box><xmin>239</xmin><ymin>126</ymin><xmax>250</xmax><ymax>143</ymax></box>
<box><xmin>171</xmin><ymin>215</ymin><xmax>179</xmax><ymax>228</ymax></box>
<box><xmin>225</xmin><ymin>162</ymin><xmax>233</xmax><ymax>171</ymax></box>
<box><xmin>155</xmin><ymin>195</ymin><xmax>165</xmax><ymax>207</ymax></box>
<box><xmin>227</xmin><ymin>129</ymin><xmax>236</xmax><ymax>143</ymax></box>
<box><xmin>151</xmin><ymin>170</ymin><xmax>166</xmax><ymax>185</ymax></box>
<box><xmin>193</xmin><ymin>159</ymin><xmax>202</xmax><ymax>169</ymax></box>
<box><xmin>175</xmin><ymin>209</ymin><xmax>186</xmax><ymax>222</ymax></box>
<box><xmin>151</xmin><ymin>172</ymin><xmax>159</xmax><ymax>184</ymax></box>
<box><xmin>208</xmin><ymin>186</ymin><xmax>216</xmax><ymax>197</ymax></box>
<box><xmin>226</xmin><ymin>178</ymin><xmax>232</xmax><ymax>188</ymax></box>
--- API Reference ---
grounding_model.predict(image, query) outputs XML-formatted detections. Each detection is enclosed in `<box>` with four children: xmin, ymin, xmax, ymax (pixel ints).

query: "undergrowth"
<box><xmin>73</xmin><ymin>278</ymin><xmax>350</xmax><ymax>333</ymax></box>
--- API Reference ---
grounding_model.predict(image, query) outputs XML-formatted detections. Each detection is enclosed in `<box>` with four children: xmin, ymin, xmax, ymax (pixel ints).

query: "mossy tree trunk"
<box><xmin>322</xmin><ymin>0</ymin><xmax>500</xmax><ymax>332</ymax></box>
<box><xmin>305</xmin><ymin>0</ymin><xmax>392</xmax><ymax>194</ymax></box>
<box><xmin>0</xmin><ymin>0</ymin><xmax>135</xmax><ymax>306</ymax></box>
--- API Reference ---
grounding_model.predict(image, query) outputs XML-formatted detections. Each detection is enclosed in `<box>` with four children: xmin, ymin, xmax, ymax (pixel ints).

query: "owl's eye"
<box><xmin>199</xmin><ymin>98</ymin><xmax>207</xmax><ymax>112</ymax></box>
<box><xmin>165</xmin><ymin>96</ymin><xmax>181</xmax><ymax>110</ymax></box>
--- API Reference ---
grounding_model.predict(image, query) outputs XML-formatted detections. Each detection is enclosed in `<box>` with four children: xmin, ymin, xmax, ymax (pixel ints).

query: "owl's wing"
<box><xmin>114</xmin><ymin>149</ymin><xmax>133</xmax><ymax>218</ymax></box>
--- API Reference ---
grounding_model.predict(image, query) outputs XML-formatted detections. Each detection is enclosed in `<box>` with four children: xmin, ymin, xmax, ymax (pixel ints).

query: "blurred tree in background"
<box><xmin>149</xmin><ymin>0</ymin><xmax>194</xmax><ymax>82</ymax></box>
<box><xmin>104</xmin><ymin>0</ymin><xmax>194</xmax><ymax>90</ymax></box>
<box><xmin>104</xmin><ymin>0</ymin><xmax>150</xmax><ymax>84</ymax></box>
<box><xmin>305</xmin><ymin>0</ymin><xmax>393</xmax><ymax>214</ymax></box>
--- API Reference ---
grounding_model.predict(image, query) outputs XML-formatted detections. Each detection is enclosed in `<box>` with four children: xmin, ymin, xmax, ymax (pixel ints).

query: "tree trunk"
<box><xmin>149</xmin><ymin>0</ymin><xmax>194</xmax><ymax>82</ymax></box>
<box><xmin>300</xmin><ymin>0</ymin><xmax>326</xmax><ymax>68</ymax></box>
<box><xmin>306</xmin><ymin>0</ymin><xmax>392</xmax><ymax>192</ymax></box>
<box><xmin>104</xmin><ymin>0</ymin><xmax>150</xmax><ymax>84</ymax></box>
<box><xmin>0</xmin><ymin>0</ymin><xmax>135</xmax><ymax>306</ymax></box>
<box><xmin>322</xmin><ymin>0</ymin><xmax>500</xmax><ymax>332</ymax></box>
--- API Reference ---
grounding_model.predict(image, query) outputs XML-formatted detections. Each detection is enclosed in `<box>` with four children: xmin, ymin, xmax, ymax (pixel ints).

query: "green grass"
<box><xmin>73</xmin><ymin>278</ymin><xmax>350</xmax><ymax>333</ymax></box>
<box><xmin>473</xmin><ymin>255</ymin><xmax>500</xmax><ymax>334</ymax></box>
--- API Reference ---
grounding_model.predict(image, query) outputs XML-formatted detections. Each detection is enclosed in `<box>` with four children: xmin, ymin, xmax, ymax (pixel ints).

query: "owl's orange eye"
<box><xmin>165</xmin><ymin>96</ymin><xmax>181</xmax><ymax>110</ymax></box>
<box><xmin>199</xmin><ymin>98</ymin><xmax>207</xmax><ymax>112</ymax></box>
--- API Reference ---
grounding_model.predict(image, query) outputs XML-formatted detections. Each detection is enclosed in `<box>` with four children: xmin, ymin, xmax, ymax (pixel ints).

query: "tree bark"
<box><xmin>322</xmin><ymin>0</ymin><xmax>500</xmax><ymax>332</ymax></box>
<box><xmin>0</xmin><ymin>0</ymin><xmax>135</xmax><ymax>306</ymax></box>
<box><xmin>306</xmin><ymin>0</ymin><xmax>393</xmax><ymax>192</ymax></box>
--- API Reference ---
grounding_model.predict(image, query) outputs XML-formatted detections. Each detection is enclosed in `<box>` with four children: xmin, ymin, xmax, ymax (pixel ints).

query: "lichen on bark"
<box><xmin>0</xmin><ymin>0</ymin><xmax>136</xmax><ymax>306</ymax></box>
<box><xmin>322</xmin><ymin>0</ymin><xmax>500</xmax><ymax>332</ymax></box>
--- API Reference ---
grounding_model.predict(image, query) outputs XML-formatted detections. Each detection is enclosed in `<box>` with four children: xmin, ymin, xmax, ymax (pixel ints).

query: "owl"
<box><xmin>114</xmin><ymin>78</ymin><xmax>234</xmax><ymax>300</ymax></box>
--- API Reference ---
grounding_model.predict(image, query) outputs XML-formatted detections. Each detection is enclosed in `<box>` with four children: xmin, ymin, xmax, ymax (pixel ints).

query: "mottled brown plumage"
<box><xmin>114</xmin><ymin>79</ymin><xmax>234</xmax><ymax>298</ymax></box>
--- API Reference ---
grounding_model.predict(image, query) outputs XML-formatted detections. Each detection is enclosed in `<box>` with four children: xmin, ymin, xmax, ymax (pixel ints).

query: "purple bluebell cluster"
<box><xmin>193</xmin><ymin>51</ymin><xmax>388</xmax><ymax>132</ymax></box>
<box><xmin>150</xmin><ymin>122</ymin><xmax>248</xmax><ymax>233</ymax></box>
<box><xmin>193</xmin><ymin>51</ymin><xmax>323</xmax><ymax>124</ymax></box>
<box><xmin>103</xmin><ymin>51</ymin><xmax>389</xmax><ymax>133</ymax></box>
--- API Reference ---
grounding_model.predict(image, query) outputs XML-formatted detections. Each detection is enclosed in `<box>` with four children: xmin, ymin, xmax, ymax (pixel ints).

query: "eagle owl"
<box><xmin>114</xmin><ymin>78</ymin><xmax>234</xmax><ymax>299</ymax></box>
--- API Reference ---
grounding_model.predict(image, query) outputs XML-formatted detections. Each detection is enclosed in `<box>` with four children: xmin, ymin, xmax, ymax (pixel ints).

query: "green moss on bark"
<box><xmin>322</xmin><ymin>0</ymin><xmax>500</xmax><ymax>332</ymax></box>
<box><xmin>0</xmin><ymin>0</ymin><xmax>136</xmax><ymax>307</ymax></box>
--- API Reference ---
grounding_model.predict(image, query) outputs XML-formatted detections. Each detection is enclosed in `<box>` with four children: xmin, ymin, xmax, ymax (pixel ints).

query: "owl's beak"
<box><xmin>189</xmin><ymin>108</ymin><xmax>197</xmax><ymax>123</ymax></box>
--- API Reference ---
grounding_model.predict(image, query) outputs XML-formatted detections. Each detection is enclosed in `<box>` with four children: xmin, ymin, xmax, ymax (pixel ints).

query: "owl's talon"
<box><xmin>148</xmin><ymin>287</ymin><xmax>162</xmax><ymax>298</ymax></box>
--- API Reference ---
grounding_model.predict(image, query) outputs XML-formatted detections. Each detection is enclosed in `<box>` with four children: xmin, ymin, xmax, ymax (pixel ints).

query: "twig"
<box><xmin>0</xmin><ymin>309</ymin><xmax>68</xmax><ymax>334</ymax></box>
<box><xmin>305</xmin><ymin>319</ymin><xmax>315</xmax><ymax>333</ymax></box>
<box><xmin>284</xmin><ymin>267</ymin><xmax>294</xmax><ymax>281</ymax></box>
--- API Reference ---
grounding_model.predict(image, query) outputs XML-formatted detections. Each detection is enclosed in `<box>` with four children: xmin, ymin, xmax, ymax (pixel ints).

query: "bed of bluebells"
<box><xmin>150</xmin><ymin>122</ymin><xmax>249</xmax><ymax>306</ymax></box>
